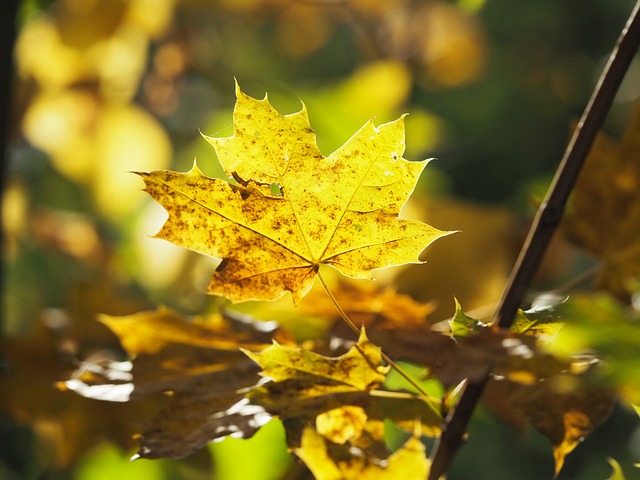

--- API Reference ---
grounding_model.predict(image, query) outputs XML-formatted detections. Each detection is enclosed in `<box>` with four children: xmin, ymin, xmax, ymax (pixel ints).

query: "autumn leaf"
<box><xmin>244</xmin><ymin>330</ymin><xmax>388</xmax><ymax>420</ymax></box>
<box><xmin>362</xmin><ymin>303</ymin><xmax>566</xmax><ymax>388</ymax></box>
<box><xmin>0</xmin><ymin>320</ymin><xmax>157</xmax><ymax>469</ymax></box>
<box><xmin>315</xmin><ymin>405</ymin><xmax>368</xmax><ymax>444</ymax></box>
<box><xmin>244</xmin><ymin>330</ymin><xmax>391</xmax><ymax>463</ymax></box>
<box><xmin>294</xmin><ymin>427</ymin><xmax>430</xmax><ymax>480</ymax></box>
<box><xmin>230</xmin><ymin>275</ymin><xmax>437</xmax><ymax>342</ymax></box>
<box><xmin>304</xmin><ymin>277</ymin><xmax>437</xmax><ymax>332</ymax></box>
<box><xmin>563</xmin><ymin>102</ymin><xmax>640</xmax><ymax>295</ymax></box>
<box><xmin>243</xmin><ymin>329</ymin><xmax>442</xmax><ymax>472</ymax></box>
<box><xmin>244</xmin><ymin>329</ymin><xmax>387</xmax><ymax>390</ymax></box>
<box><xmin>510</xmin><ymin>376</ymin><xmax>616</xmax><ymax>477</ymax></box>
<box><xmin>138</xmin><ymin>82</ymin><xmax>449</xmax><ymax>304</ymax></box>
<box><xmin>449</xmin><ymin>297</ymin><xmax>483</xmax><ymax>337</ymax></box>
<box><xmin>61</xmin><ymin>307</ymin><xmax>289</xmax><ymax>459</ymax></box>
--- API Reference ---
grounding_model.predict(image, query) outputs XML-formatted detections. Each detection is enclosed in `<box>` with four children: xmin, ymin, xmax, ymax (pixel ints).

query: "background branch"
<box><xmin>428</xmin><ymin>2</ymin><xmax>640</xmax><ymax>478</ymax></box>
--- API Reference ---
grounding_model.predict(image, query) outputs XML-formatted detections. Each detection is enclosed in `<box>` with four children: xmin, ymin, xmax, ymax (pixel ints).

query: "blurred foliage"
<box><xmin>2</xmin><ymin>0</ymin><xmax>640</xmax><ymax>478</ymax></box>
<box><xmin>563</xmin><ymin>105</ymin><xmax>640</xmax><ymax>298</ymax></box>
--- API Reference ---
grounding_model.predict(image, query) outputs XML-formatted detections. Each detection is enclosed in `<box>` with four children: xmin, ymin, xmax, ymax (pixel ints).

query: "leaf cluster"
<box><xmin>62</xmin><ymin>87</ymin><xmax>640</xmax><ymax>479</ymax></box>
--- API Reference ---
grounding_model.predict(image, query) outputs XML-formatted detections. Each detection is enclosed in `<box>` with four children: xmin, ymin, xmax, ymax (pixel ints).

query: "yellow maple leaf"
<box><xmin>138</xmin><ymin>83</ymin><xmax>449</xmax><ymax>303</ymax></box>
<box><xmin>243</xmin><ymin>330</ymin><xmax>441</xmax><ymax>464</ymax></box>
<box><xmin>243</xmin><ymin>329</ymin><xmax>388</xmax><ymax>392</ymax></box>
<box><xmin>294</xmin><ymin>427</ymin><xmax>430</xmax><ymax>480</ymax></box>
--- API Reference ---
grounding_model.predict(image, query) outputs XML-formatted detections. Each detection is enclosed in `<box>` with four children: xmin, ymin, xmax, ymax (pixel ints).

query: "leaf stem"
<box><xmin>428</xmin><ymin>2</ymin><xmax>640</xmax><ymax>478</ymax></box>
<box><xmin>316</xmin><ymin>270</ymin><xmax>438</xmax><ymax>408</ymax></box>
<box><xmin>317</xmin><ymin>270</ymin><xmax>361</xmax><ymax>335</ymax></box>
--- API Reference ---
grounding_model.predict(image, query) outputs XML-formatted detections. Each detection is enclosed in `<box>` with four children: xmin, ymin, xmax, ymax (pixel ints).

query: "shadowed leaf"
<box><xmin>245</xmin><ymin>330</ymin><xmax>388</xmax><ymax>423</ymax></box>
<box><xmin>511</xmin><ymin>377</ymin><xmax>616</xmax><ymax>477</ymax></box>
<box><xmin>244</xmin><ymin>329</ymin><xmax>442</xmax><ymax>471</ymax></box>
<box><xmin>306</xmin><ymin>278</ymin><xmax>437</xmax><ymax>335</ymax></box>
<box><xmin>244</xmin><ymin>329</ymin><xmax>387</xmax><ymax>390</ymax></box>
<box><xmin>449</xmin><ymin>297</ymin><xmax>484</xmax><ymax>337</ymax></box>
<box><xmin>61</xmin><ymin>307</ymin><xmax>289</xmax><ymax>459</ymax></box>
<box><xmin>364</xmin><ymin>306</ymin><xmax>567</xmax><ymax>388</ymax></box>
<box><xmin>563</xmin><ymin>102</ymin><xmax>640</xmax><ymax>295</ymax></box>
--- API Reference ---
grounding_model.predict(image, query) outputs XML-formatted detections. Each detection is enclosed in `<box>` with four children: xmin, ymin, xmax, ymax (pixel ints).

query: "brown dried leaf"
<box><xmin>62</xmin><ymin>307</ymin><xmax>289</xmax><ymax>459</ymax></box>
<box><xmin>510</xmin><ymin>376</ymin><xmax>616</xmax><ymax>477</ymax></box>
<box><xmin>365</xmin><ymin>320</ymin><xmax>566</xmax><ymax>389</ymax></box>
<box><xmin>244</xmin><ymin>330</ymin><xmax>442</xmax><ymax>465</ymax></box>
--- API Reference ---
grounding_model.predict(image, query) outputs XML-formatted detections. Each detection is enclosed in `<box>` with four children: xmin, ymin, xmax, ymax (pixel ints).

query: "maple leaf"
<box><xmin>61</xmin><ymin>307</ymin><xmax>289</xmax><ymax>459</ymax></box>
<box><xmin>309</xmin><ymin>278</ymin><xmax>437</xmax><ymax>331</ymax></box>
<box><xmin>244</xmin><ymin>329</ymin><xmax>388</xmax><ymax>390</ymax></box>
<box><xmin>244</xmin><ymin>330</ymin><xmax>388</xmax><ymax>421</ymax></box>
<box><xmin>563</xmin><ymin>102</ymin><xmax>640</xmax><ymax>295</ymax></box>
<box><xmin>510</xmin><ymin>376</ymin><xmax>616</xmax><ymax>477</ymax></box>
<box><xmin>358</xmin><ymin>302</ymin><xmax>566</xmax><ymax>388</ymax></box>
<box><xmin>243</xmin><ymin>329</ymin><xmax>442</xmax><ymax>471</ymax></box>
<box><xmin>448</xmin><ymin>297</ymin><xmax>482</xmax><ymax>336</ymax></box>
<box><xmin>294</xmin><ymin>427</ymin><xmax>430</xmax><ymax>480</ymax></box>
<box><xmin>138</xmin><ymin>83</ymin><xmax>449</xmax><ymax>303</ymax></box>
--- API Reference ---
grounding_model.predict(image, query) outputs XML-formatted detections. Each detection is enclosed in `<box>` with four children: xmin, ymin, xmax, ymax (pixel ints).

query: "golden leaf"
<box><xmin>244</xmin><ymin>329</ymin><xmax>388</xmax><ymax>391</ymax></box>
<box><xmin>294</xmin><ymin>427</ymin><xmax>430</xmax><ymax>480</ymax></box>
<box><xmin>306</xmin><ymin>278</ymin><xmax>437</xmax><ymax>331</ymax></box>
<box><xmin>244</xmin><ymin>330</ymin><xmax>441</xmax><ymax>463</ymax></box>
<box><xmin>316</xmin><ymin>405</ymin><xmax>368</xmax><ymax>444</ymax></box>
<box><xmin>138</xmin><ymin>83</ymin><xmax>449</xmax><ymax>303</ymax></box>
<box><xmin>243</xmin><ymin>329</ymin><xmax>387</xmax><ymax>421</ymax></box>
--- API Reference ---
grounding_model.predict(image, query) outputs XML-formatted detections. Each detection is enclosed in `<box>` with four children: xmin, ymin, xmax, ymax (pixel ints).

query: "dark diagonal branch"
<box><xmin>428</xmin><ymin>2</ymin><xmax>640</xmax><ymax>478</ymax></box>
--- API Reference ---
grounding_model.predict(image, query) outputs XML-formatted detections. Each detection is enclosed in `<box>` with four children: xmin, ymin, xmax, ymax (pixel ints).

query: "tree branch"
<box><xmin>428</xmin><ymin>2</ymin><xmax>640</xmax><ymax>478</ymax></box>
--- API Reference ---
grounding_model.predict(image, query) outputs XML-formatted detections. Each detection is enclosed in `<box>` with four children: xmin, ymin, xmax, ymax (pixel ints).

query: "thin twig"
<box><xmin>428</xmin><ymin>3</ymin><xmax>640</xmax><ymax>479</ymax></box>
